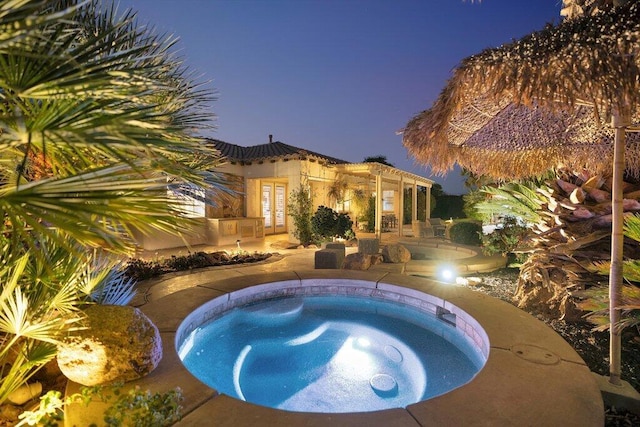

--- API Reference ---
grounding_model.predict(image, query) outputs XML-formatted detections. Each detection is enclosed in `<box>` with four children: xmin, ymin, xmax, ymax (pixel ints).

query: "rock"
<box><xmin>315</xmin><ymin>248</ymin><xmax>344</xmax><ymax>269</ymax></box>
<box><xmin>270</xmin><ymin>240</ymin><xmax>297</xmax><ymax>250</ymax></box>
<box><xmin>204</xmin><ymin>251</ymin><xmax>230</xmax><ymax>264</ymax></box>
<box><xmin>457</xmin><ymin>277</ymin><xmax>483</xmax><ymax>286</ymax></box>
<box><xmin>57</xmin><ymin>305</ymin><xmax>162</xmax><ymax>386</ymax></box>
<box><xmin>32</xmin><ymin>359</ymin><xmax>64</xmax><ymax>386</ymax></box>
<box><xmin>343</xmin><ymin>253</ymin><xmax>372</xmax><ymax>270</ymax></box>
<box><xmin>381</xmin><ymin>244</ymin><xmax>411</xmax><ymax>263</ymax></box>
<box><xmin>467</xmin><ymin>277</ymin><xmax>483</xmax><ymax>286</ymax></box>
<box><xmin>7</xmin><ymin>382</ymin><xmax>42</xmax><ymax>405</ymax></box>
<box><xmin>456</xmin><ymin>277</ymin><xmax>469</xmax><ymax>286</ymax></box>
<box><xmin>325</xmin><ymin>242</ymin><xmax>346</xmax><ymax>254</ymax></box>
<box><xmin>346</xmin><ymin>238</ymin><xmax>358</xmax><ymax>247</ymax></box>
<box><xmin>371</xmin><ymin>254</ymin><xmax>384</xmax><ymax>265</ymax></box>
<box><xmin>0</xmin><ymin>404</ymin><xmax>21</xmax><ymax>423</ymax></box>
<box><xmin>594</xmin><ymin>214</ymin><xmax>613</xmax><ymax>227</ymax></box>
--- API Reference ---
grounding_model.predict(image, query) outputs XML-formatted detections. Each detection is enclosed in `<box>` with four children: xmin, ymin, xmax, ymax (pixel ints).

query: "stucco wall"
<box><xmin>132</xmin><ymin>218</ymin><xmax>208</xmax><ymax>251</ymax></box>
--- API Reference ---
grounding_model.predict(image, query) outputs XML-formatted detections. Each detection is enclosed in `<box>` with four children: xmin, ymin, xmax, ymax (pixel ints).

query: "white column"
<box><xmin>412</xmin><ymin>181</ymin><xmax>418</xmax><ymax>222</ymax></box>
<box><xmin>398</xmin><ymin>178</ymin><xmax>404</xmax><ymax>237</ymax></box>
<box><xmin>375</xmin><ymin>170</ymin><xmax>383</xmax><ymax>240</ymax></box>
<box><xmin>426</xmin><ymin>184</ymin><xmax>432</xmax><ymax>218</ymax></box>
<box><xmin>411</xmin><ymin>181</ymin><xmax>419</xmax><ymax>238</ymax></box>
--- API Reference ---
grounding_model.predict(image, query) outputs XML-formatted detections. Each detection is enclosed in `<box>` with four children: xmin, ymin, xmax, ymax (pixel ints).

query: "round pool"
<box><xmin>176</xmin><ymin>280</ymin><xmax>489</xmax><ymax>413</ymax></box>
<box><xmin>399</xmin><ymin>240</ymin><xmax>478</xmax><ymax>261</ymax></box>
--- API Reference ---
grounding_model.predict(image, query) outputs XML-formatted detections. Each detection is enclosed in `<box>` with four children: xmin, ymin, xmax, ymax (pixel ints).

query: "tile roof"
<box><xmin>209</xmin><ymin>139</ymin><xmax>349</xmax><ymax>165</ymax></box>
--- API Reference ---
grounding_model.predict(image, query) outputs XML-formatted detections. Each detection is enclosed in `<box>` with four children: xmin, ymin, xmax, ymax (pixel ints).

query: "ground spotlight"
<box><xmin>436</xmin><ymin>264</ymin><xmax>457</xmax><ymax>283</ymax></box>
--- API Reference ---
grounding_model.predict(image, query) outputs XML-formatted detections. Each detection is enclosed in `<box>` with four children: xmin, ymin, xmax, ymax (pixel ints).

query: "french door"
<box><xmin>262</xmin><ymin>182</ymin><xmax>287</xmax><ymax>235</ymax></box>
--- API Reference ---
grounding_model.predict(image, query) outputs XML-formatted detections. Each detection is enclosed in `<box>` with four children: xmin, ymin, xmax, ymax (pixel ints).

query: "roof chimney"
<box><xmin>269</xmin><ymin>134</ymin><xmax>273</xmax><ymax>143</ymax></box>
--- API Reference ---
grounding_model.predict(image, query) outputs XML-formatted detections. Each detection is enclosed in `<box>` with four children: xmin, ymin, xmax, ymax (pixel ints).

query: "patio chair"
<box><xmin>382</xmin><ymin>214</ymin><xmax>397</xmax><ymax>231</ymax></box>
<box><xmin>413</xmin><ymin>221</ymin><xmax>435</xmax><ymax>238</ymax></box>
<box><xmin>426</xmin><ymin>218</ymin><xmax>446</xmax><ymax>237</ymax></box>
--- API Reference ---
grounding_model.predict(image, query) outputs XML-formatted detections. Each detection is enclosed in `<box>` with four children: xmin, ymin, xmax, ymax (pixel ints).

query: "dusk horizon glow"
<box><xmin>118</xmin><ymin>0</ymin><xmax>562</xmax><ymax>194</ymax></box>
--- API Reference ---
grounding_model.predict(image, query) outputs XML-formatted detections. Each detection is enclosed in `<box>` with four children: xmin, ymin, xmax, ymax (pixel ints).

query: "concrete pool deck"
<box><xmin>65</xmin><ymin>236</ymin><xmax>604</xmax><ymax>426</ymax></box>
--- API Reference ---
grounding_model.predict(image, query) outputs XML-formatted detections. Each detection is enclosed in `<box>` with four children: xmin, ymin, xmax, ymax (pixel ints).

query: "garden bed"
<box><xmin>125</xmin><ymin>251</ymin><xmax>273</xmax><ymax>281</ymax></box>
<box><xmin>469</xmin><ymin>268</ymin><xmax>640</xmax><ymax>427</ymax></box>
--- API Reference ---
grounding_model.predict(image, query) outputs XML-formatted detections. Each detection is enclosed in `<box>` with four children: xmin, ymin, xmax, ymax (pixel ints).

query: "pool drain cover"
<box><xmin>510</xmin><ymin>343</ymin><xmax>560</xmax><ymax>365</ymax></box>
<box><xmin>384</xmin><ymin>345</ymin><xmax>403</xmax><ymax>363</ymax></box>
<box><xmin>370</xmin><ymin>374</ymin><xmax>398</xmax><ymax>396</ymax></box>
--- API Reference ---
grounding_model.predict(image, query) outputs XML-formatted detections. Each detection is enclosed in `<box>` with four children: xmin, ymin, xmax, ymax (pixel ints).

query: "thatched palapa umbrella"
<box><xmin>402</xmin><ymin>2</ymin><xmax>640</xmax><ymax>386</ymax></box>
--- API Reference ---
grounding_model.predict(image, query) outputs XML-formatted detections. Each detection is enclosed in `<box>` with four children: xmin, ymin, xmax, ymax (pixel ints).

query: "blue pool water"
<box><xmin>179</xmin><ymin>295</ymin><xmax>484</xmax><ymax>413</ymax></box>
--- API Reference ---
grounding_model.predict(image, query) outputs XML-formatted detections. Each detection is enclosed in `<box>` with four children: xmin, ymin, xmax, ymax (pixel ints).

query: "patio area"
<box><xmin>65</xmin><ymin>234</ymin><xmax>605</xmax><ymax>426</ymax></box>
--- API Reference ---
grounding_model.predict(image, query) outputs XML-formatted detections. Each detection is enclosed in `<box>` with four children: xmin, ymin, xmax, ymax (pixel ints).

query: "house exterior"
<box><xmin>134</xmin><ymin>137</ymin><xmax>434</xmax><ymax>250</ymax></box>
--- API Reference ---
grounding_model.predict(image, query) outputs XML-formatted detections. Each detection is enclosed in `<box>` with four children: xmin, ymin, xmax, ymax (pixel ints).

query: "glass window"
<box><xmin>383</xmin><ymin>190</ymin><xmax>394</xmax><ymax>211</ymax></box>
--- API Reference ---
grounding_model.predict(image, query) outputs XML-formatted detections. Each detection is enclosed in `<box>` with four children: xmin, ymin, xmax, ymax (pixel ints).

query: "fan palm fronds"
<box><xmin>474</xmin><ymin>182</ymin><xmax>546</xmax><ymax>225</ymax></box>
<box><xmin>0</xmin><ymin>0</ymin><xmax>229</xmax><ymax>404</ymax></box>
<box><xmin>581</xmin><ymin>214</ymin><xmax>640</xmax><ymax>331</ymax></box>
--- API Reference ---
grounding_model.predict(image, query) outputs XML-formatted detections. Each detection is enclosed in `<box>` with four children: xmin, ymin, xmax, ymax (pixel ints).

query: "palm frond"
<box><xmin>475</xmin><ymin>182</ymin><xmax>546</xmax><ymax>224</ymax></box>
<box><xmin>0</xmin><ymin>286</ymin><xmax>69</xmax><ymax>342</ymax></box>
<box><xmin>0</xmin><ymin>0</ymin><xmax>83</xmax><ymax>50</ymax></box>
<box><xmin>0</xmin><ymin>0</ymin><xmax>221</xmax><ymax>193</ymax></box>
<box><xmin>581</xmin><ymin>284</ymin><xmax>640</xmax><ymax>332</ymax></box>
<box><xmin>0</xmin><ymin>340</ymin><xmax>57</xmax><ymax>404</ymax></box>
<box><xmin>0</xmin><ymin>164</ymin><xmax>206</xmax><ymax>253</ymax></box>
<box><xmin>623</xmin><ymin>214</ymin><xmax>640</xmax><ymax>243</ymax></box>
<box><xmin>0</xmin><ymin>0</ymin><xmax>228</xmax><ymax>406</ymax></box>
<box><xmin>82</xmin><ymin>254</ymin><xmax>136</xmax><ymax>306</ymax></box>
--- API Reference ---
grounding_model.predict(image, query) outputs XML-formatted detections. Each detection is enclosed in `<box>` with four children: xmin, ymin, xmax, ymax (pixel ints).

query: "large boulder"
<box><xmin>343</xmin><ymin>253</ymin><xmax>372</xmax><ymax>270</ymax></box>
<box><xmin>57</xmin><ymin>305</ymin><xmax>162</xmax><ymax>386</ymax></box>
<box><xmin>381</xmin><ymin>244</ymin><xmax>411</xmax><ymax>263</ymax></box>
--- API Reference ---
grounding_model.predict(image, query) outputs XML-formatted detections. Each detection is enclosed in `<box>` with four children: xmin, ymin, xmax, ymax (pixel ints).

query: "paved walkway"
<box><xmin>135</xmin><ymin>232</ymin><xmax>396</xmax><ymax>261</ymax></box>
<box><xmin>127</xmin><ymin>232</ymin><xmax>508</xmax><ymax>309</ymax></box>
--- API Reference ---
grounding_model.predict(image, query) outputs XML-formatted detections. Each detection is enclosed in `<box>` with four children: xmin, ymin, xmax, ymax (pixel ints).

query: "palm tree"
<box><xmin>0</xmin><ymin>0</ymin><xmax>228</xmax><ymax>403</ymax></box>
<box><xmin>561</xmin><ymin>0</ymin><xmax>629</xmax><ymax>19</ymax></box>
<box><xmin>403</xmin><ymin>0</ymin><xmax>640</xmax><ymax>385</ymax></box>
<box><xmin>327</xmin><ymin>175</ymin><xmax>348</xmax><ymax>208</ymax></box>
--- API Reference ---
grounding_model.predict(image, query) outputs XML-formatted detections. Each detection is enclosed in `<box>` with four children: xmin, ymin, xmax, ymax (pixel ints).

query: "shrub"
<box><xmin>18</xmin><ymin>385</ymin><xmax>183</xmax><ymax>427</ymax></box>
<box><xmin>125</xmin><ymin>251</ymin><xmax>272</xmax><ymax>281</ymax></box>
<box><xmin>449</xmin><ymin>221</ymin><xmax>482</xmax><ymax>246</ymax></box>
<box><xmin>288</xmin><ymin>184</ymin><xmax>314</xmax><ymax>246</ymax></box>
<box><xmin>482</xmin><ymin>215</ymin><xmax>529</xmax><ymax>263</ymax></box>
<box><xmin>311</xmin><ymin>206</ymin><xmax>354</xmax><ymax>242</ymax></box>
<box><xmin>359</xmin><ymin>196</ymin><xmax>376</xmax><ymax>232</ymax></box>
<box><xmin>125</xmin><ymin>259</ymin><xmax>168</xmax><ymax>281</ymax></box>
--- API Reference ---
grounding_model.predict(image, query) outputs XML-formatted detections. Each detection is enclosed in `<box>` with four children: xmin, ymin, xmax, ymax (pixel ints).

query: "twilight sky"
<box><xmin>118</xmin><ymin>0</ymin><xmax>563</xmax><ymax>195</ymax></box>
